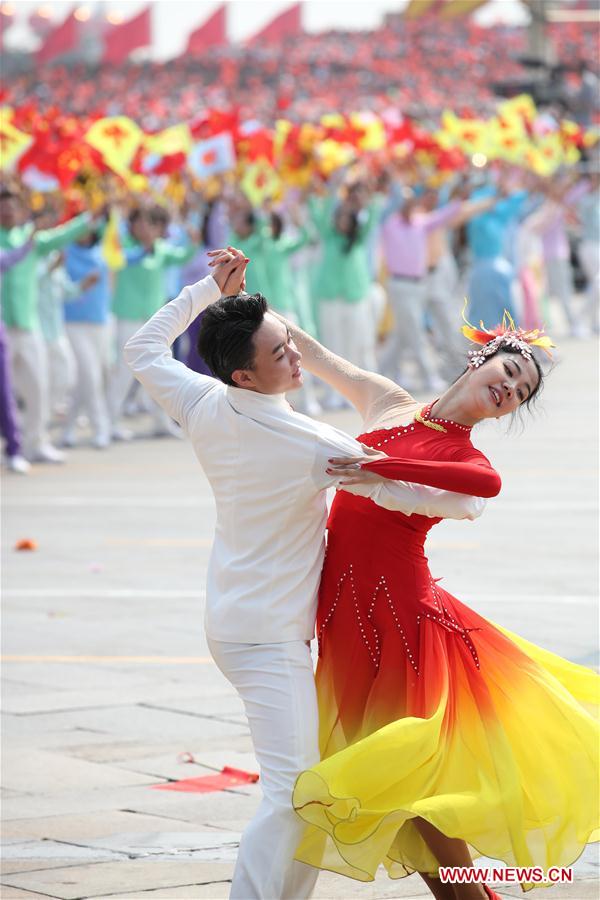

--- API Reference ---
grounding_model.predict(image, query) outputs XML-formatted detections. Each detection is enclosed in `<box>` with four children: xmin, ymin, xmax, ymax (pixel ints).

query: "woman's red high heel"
<box><xmin>483</xmin><ymin>885</ymin><xmax>502</xmax><ymax>900</ymax></box>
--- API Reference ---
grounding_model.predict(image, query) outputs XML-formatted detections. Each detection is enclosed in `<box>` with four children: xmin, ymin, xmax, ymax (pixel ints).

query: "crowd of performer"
<box><xmin>1</xmin><ymin>158</ymin><xmax>598</xmax><ymax>474</ymax></box>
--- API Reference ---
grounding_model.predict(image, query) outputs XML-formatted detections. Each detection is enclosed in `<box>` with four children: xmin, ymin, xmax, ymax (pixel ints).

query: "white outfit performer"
<box><xmin>64</xmin><ymin>321</ymin><xmax>111</xmax><ymax>447</ymax></box>
<box><xmin>124</xmin><ymin>274</ymin><xmax>485</xmax><ymax>900</ymax></box>
<box><xmin>110</xmin><ymin>318</ymin><xmax>177</xmax><ymax>436</ymax></box>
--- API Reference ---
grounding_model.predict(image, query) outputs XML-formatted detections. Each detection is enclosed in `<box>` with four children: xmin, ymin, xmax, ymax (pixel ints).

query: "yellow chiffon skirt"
<box><xmin>293</xmin><ymin>596</ymin><xmax>600</xmax><ymax>889</ymax></box>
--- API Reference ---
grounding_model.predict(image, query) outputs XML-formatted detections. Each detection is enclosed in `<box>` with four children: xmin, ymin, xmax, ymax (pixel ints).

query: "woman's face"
<box><xmin>466</xmin><ymin>352</ymin><xmax>540</xmax><ymax>420</ymax></box>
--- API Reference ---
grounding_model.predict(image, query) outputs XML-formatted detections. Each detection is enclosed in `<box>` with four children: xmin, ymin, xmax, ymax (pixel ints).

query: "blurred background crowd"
<box><xmin>2</xmin><ymin>2</ymin><xmax>599</xmax><ymax>124</ymax></box>
<box><xmin>1</xmin><ymin>0</ymin><xmax>599</xmax><ymax>474</ymax></box>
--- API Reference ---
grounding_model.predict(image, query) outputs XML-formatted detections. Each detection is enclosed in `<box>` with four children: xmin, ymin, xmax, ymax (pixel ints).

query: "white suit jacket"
<box><xmin>125</xmin><ymin>276</ymin><xmax>484</xmax><ymax>643</ymax></box>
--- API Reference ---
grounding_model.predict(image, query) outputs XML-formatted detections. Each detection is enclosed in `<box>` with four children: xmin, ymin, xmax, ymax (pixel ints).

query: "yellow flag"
<box><xmin>274</xmin><ymin>119</ymin><xmax>293</xmax><ymax>160</ymax></box>
<box><xmin>524</xmin><ymin>134</ymin><xmax>564</xmax><ymax>177</ymax></box>
<box><xmin>143</xmin><ymin>124</ymin><xmax>191</xmax><ymax>159</ymax></box>
<box><xmin>403</xmin><ymin>0</ymin><xmax>437</xmax><ymax>18</ymax></box>
<box><xmin>439</xmin><ymin>0</ymin><xmax>487</xmax><ymax>18</ymax></box>
<box><xmin>0</xmin><ymin>108</ymin><xmax>33</xmax><ymax>171</ymax></box>
<box><xmin>320</xmin><ymin>113</ymin><xmax>346</xmax><ymax>129</ymax></box>
<box><xmin>85</xmin><ymin>116</ymin><xmax>143</xmax><ymax>177</ymax></box>
<box><xmin>124</xmin><ymin>172</ymin><xmax>149</xmax><ymax>193</ymax></box>
<box><xmin>488</xmin><ymin>115</ymin><xmax>528</xmax><ymax>163</ymax></box>
<box><xmin>101</xmin><ymin>209</ymin><xmax>126</xmax><ymax>271</ymax></box>
<box><xmin>349</xmin><ymin>113</ymin><xmax>386</xmax><ymax>152</ymax></box>
<box><xmin>563</xmin><ymin>143</ymin><xmax>580</xmax><ymax>166</ymax></box>
<box><xmin>440</xmin><ymin>110</ymin><xmax>489</xmax><ymax>155</ymax></box>
<box><xmin>314</xmin><ymin>139</ymin><xmax>355</xmax><ymax>176</ymax></box>
<box><xmin>557</xmin><ymin>120</ymin><xmax>582</xmax><ymax>166</ymax></box>
<box><xmin>240</xmin><ymin>161</ymin><xmax>281</xmax><ymax>207</ymax></box>
<box><xmin>498</xmin><ymin>94</ymin><xmax>537</xmax><ymax>123</ymax></box>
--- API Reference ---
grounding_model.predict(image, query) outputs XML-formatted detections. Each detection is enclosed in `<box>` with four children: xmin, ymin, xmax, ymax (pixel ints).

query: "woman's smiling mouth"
<box><xmin>489</xmin><ymin>386</ymin><xmax>501</xmax><ymax>408</ymax></box>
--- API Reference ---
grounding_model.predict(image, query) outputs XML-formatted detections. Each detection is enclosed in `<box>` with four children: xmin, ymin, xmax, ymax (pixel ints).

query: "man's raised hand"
<box><xmin>208</xmin><ymin>247</ymin><xmax>249</xmax><ymax>296</ymax></box>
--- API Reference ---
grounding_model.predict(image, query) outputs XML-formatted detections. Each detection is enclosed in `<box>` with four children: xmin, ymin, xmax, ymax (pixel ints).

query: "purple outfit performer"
<box><xmin>538</xmin><ymin>181</ymin><xmax>589</xmax><ymax>336</ymax></box>
<box><xmin>0</xmin><ymin>322</ymin><xmax>20</xmax><ymax>457</ymax></box>
<box><xmin>379</xmin><ymin>201</ymin><xmax>460</xmax><ymax>388</ymax></box>
<box><xmin>181</xmin><ymin>200</ymin><xmax>228</xmax><ymax>376</ymax></box>
<box><xmin>0</xmin><ymin>241</ymin><xmax>34</xmax><ymax>468</ymax></box>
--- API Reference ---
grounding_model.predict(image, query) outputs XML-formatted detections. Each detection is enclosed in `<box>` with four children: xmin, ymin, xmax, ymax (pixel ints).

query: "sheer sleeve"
<box><xmin>362</xmin><ymin>449</ymin><xmax>501</xmax><ymax>498</ymax></box>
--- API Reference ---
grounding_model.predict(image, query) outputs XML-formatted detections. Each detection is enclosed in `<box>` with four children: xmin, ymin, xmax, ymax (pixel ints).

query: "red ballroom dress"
<box><xmin>293</xmin><ymin>405</ymin><xmax>599</xmax><ymax>888</ymax></box>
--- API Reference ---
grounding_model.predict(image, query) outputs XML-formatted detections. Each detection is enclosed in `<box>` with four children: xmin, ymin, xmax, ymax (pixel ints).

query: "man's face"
<box><xmin>401</xmin><ymin>196</ymin><xmax>421</xmax><ymax>221</ymax></box>
<box><xmin>421</xmin><ymin>190</ymin><xmax>438</xmax><ymax>212</ymax></box>
<box><xmin>130</xmin><ymin>214</ymin><xmax>155</xmax><ymax>247</ymax></box>
<box><xmin>0</xmin><ymin>196</ymin><xmax>22</xmax><ymax>229</ymax></box>
<box><xmin>232</xmin><ymin>313</ymin><xmax>303</xmax><ymax>394</ymax></box>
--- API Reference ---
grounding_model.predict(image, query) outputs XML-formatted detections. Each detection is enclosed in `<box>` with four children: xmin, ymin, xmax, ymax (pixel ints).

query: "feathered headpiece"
<box><xmin>461</xmin><ymin>301</ymin><xmax>555</xmax><ymax>368</ymax></box>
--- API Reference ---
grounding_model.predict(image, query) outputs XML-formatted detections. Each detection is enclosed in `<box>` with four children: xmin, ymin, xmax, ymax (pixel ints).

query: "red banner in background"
<box><xmin>36</xmin><ymin>11</ymin><xmax>79</xmax><ymax>65</ymax></box>
<box><xmin>186</xmin><ymin>4</ymin><xmax>228</xmax><ymax>55</ymax></box>
<box><xmin>247</xmin><ymin>3</ymin><xmax>302</xmax><ymax>45</ymax></box>
<box><xmin>103</xmin><ymin>6</ymin><xmax>152</xmax><ymax>66</ymax></box>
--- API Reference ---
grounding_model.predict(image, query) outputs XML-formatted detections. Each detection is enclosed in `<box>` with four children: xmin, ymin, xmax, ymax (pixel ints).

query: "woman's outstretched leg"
<box><xmin>415</xmin><ymin>817</ymin><xmax>487</xmax><ymax>900</ymax></box>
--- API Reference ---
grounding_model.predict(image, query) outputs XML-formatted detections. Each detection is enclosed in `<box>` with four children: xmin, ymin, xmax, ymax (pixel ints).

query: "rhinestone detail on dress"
<box><xmin>417</xmin><ymin>577</ymin><xmax>481</xmax><ymax>670</ymax></box>
<box><xmin>318</xmin><ymin>568</ymin><xmax>481</xmax><ymax>673</ymax></box>
<box><xmin>372</xmin><ymin>424</ymin><xmax>415</xmax><ymax>449</ymax></box>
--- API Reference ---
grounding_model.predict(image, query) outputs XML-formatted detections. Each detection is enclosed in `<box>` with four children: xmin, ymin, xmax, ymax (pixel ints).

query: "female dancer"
<box><xmin>279</xmin><ymin>311</ymin><xmax>598</xmax><ymax>899</ymax></box>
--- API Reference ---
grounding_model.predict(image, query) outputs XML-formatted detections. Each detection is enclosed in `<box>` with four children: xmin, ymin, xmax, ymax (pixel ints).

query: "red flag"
<box><xmin>28</xmin><ymin>9</ymin><xmax>54</xmax><ymax>39</ymax></box>
<box><xmin>0</xmin><ymin>5</ymin><xmax>15</xmax><ymax>49</ymax></box>
<box><xmin>103</xmin><ymin>6</ymin><xmax>151</xmax><ymax>65</ymax></box>
<box><xmin>248</xmin><ymin>3</ymin><xmax>301</xmax><ymax>45</ymax></box>
<box><xmin>186</xmin><ymin>4</ymin><xmax>227</xmax><ymax>54</ymax></box>
<box><xmin>153</xmin><ymin>766</ymin><xmax>259</xmax><ymax>794</ymax></box>
<box><xmin>36</xmin><ymin>11</ymin><xmax>79</xmax><ymax>65</ymax></box>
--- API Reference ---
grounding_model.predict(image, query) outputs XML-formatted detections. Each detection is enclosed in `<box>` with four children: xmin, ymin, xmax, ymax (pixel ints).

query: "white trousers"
<box><xmin>46</xmin><ymin>335</ymin><xmax>76</xmax><ymax>415</ymax></box>
<box><xmin>380</xmin><ymin>276</ymin><xmax>437</xmax><ymax>387</ymax></box>
<box><xmin>208</xmin><ymin>638</ymin><xmax>319</xmax><ymax>900</ymax></box>
<box><xmin>544</xmin><ymin>257</ymin><xmax>575</xmax><ymax>330</ymax></box>
<box><xmin>65</xmin><ymin>322</ymin><xmax>111</xmax><ymax>439</ymax></box>
<box><xmin>425</xmin><ymin>254</ymin><xmax>464</xmax><ymax>381</ymax></box>
<box><xmin>6</xmin><ymin>328</ymin><xmax>50</xmax><ymax>457</ymax></box>
<box><xmin>579</xmin><ymin>240</ymin><xmax>599</xmax><ymax>334</ymax></box>
<box><xmin>318</xmin><ymin>296</ymin><xmax>377</xmax><ymax>404</ymax></box>
<box><xmin>109</xmin><ymin>319</ymin><xmax>172</xmax><ymax>430</ymax></box>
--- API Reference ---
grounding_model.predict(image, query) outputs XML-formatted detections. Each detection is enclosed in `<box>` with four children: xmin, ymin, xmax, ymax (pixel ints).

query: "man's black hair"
<box><xmin>197</xmin><ymin>293</ymin><xmax>268</xmax><ymax>386</ymax></box>
<box><xmin>128</xmin><ymin>207</ymin><xmax>147</xmax><ymax>227</ymax></box>
<box><xmin>149</xmin><ymin>205</ymin><xmax>170</xmax><ymax>227</ymax></box>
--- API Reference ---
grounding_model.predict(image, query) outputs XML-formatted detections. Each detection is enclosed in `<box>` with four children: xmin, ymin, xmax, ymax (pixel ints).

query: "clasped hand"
<box><xmin>207</xmin><ymin>246</ymin><xmax>249</xmax><ymax>295</ymax></box>
<box><xmin>326</xmin><ymin>444</ymin><xmax>389</xmax><ymax>486</ymax></box>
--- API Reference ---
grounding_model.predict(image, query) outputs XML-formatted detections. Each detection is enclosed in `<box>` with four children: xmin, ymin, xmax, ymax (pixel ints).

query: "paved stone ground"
<box><xmin>1</xmin><ymin>335</ymin><xmax>598</xmax><ymax>900</ymax></box>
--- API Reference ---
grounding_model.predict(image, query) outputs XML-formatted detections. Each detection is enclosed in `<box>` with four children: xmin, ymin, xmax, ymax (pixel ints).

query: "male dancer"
<box><xmin>125</xmin><ymin>248</ymin><xmax>484</xmax><ymax>900</ymax></box>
